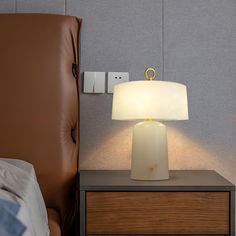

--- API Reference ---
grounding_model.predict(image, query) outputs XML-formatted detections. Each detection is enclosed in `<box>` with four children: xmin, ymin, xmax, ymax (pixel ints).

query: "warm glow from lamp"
<box><xmin>112</xmin><ymin>67</ymin><xmax>189</xmax><ymax>180</ymax></box>
<box><xmin>112</xmin><ymin>81</ymin><xmax>188</xmax><ymax>121</ymax></box>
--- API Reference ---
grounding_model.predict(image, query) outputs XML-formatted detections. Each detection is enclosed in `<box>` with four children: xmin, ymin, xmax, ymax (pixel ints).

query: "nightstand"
<box><xmin>80</xmin><ymin>170</ymin><xmax>235</xmax><ymax>236</ymax></box>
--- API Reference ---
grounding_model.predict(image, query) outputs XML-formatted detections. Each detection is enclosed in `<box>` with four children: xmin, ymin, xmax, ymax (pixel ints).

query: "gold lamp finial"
<box><xmin>144</xmin><ymin>67</ymin><xmax>156</xmax><ymax>81</ymax></box>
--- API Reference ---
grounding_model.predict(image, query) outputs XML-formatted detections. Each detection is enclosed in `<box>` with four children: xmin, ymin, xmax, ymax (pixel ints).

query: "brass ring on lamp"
<box><xmin>144</xmin><ymin>67</ymin><xmax>156</xmax><ymax>81</ymax></box>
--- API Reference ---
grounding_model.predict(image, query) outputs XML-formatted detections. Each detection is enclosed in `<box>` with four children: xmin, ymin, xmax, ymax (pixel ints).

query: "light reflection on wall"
<box><xmin>80</xmin><ymin>124</ymin><xmax>236</xmax><ymax>184</ymax></box>
<box><xmin>168</xmin><ymin>126</ymin><xmax>236</xmax><ymax>183</ymax></box>
<box><xmin>80</xmin><ymin>124</ymin><xmax>133</xmax><ymax>170</ymax></box>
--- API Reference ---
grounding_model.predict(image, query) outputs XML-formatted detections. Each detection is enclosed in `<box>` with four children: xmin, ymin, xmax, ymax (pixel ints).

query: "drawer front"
<box><xmin>86</xmin><ymin>191</ymin><xmax>229</xmax><ymax>235</ymax></box>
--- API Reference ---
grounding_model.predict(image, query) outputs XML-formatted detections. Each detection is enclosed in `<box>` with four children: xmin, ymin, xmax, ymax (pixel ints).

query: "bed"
<box><xmin>0</xmin><ymin>14</ymin><xmax>82</xmax><ymax>236</ymax></box>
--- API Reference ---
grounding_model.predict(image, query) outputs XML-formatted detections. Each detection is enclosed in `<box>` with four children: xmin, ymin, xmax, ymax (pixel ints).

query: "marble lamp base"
<box><xmin>131</xmin><ymin>121</ymin><xmax>169</xmax><ymax>180</ymax></box>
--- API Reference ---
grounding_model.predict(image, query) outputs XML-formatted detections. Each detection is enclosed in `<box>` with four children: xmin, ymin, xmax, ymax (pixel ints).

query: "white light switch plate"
<box><xmin>84</xmin><ymin>72</ymin><xmax>106</xmax><ymax>93</ymax></box>
<box><xmin>107</xmin><ymin>72</ymin><xmax>129</xmax><ymax>93</ymax></box>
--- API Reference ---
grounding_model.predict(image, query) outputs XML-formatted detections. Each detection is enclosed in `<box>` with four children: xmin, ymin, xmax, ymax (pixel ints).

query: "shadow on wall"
<box><xmin>80</xmin><ymin>121</ymin><xmax>236</xmax><ymax>184</ymax></box>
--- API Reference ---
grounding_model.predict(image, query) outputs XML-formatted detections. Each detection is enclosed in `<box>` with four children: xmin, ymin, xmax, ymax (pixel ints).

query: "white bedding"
<box><xmin>0</xmin><ymin>158</ymin><xmax>49</xmax><ymax>236</ymax></box>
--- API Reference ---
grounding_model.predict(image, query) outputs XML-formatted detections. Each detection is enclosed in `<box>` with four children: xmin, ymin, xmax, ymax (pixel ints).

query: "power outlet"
<box><xmin>107</xmin><ymin>72</ymin><xmax>129</xmax><ymax>93</ymax></box>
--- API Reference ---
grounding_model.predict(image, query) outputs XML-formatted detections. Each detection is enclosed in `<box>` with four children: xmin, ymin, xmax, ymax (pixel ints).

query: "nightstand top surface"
<box><xmin>80</xmin><ymin>170</ymin><xmax>235</xmax><ymax>191</ymax></box>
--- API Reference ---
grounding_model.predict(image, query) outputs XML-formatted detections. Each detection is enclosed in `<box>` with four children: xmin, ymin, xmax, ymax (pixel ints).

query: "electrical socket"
<box><xmin>107</xmin><ymin>72</ymin><xmax>129</xmax><ymax>93</ymax></box>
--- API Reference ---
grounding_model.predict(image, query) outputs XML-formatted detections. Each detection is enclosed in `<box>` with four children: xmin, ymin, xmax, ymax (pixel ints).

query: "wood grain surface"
<box><xmin>86</xmin><ymin>191</ymin><xmax>229</xmax><ymax>235</ymax></box>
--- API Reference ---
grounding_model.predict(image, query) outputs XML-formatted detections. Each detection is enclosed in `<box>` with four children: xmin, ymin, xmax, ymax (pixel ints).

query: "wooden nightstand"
<box><xmin>80</xmin><ymin>170</ymin><xmax>235</xmax><ymax>236</ymax></box>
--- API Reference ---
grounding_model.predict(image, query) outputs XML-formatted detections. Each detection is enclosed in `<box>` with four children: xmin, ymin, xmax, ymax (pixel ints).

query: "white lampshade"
<box><xmin>112</xmin><ymin>80</ymin><xmax>189</xmax><ymax>121</ymax></box>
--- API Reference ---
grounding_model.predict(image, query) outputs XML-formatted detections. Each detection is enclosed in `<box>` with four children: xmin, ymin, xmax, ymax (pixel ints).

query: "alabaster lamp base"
<box><xmin>131</xmin><ymin>121</ymin><xmax>169</xmax><ymax>180</ymax></box>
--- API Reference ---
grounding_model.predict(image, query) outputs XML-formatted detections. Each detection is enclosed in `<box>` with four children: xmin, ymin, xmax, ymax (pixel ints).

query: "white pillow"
<box><xmin>0</xmin><ymin>158</ymin><xmax>49</xmax><ymax>236</ymax></box>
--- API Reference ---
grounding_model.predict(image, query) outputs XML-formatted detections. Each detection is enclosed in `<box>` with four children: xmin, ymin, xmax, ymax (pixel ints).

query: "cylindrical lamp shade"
<box><xmin>112</xmin><ymin>81</ymin><xmax>189</xmax><ymax>121</ymax></box>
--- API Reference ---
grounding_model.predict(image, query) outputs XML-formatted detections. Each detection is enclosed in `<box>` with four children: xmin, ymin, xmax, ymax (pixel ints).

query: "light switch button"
<box><xmin>84</xmin><ymin>72</ymin><xmax>106</xmax><ymax>93</ymax></box>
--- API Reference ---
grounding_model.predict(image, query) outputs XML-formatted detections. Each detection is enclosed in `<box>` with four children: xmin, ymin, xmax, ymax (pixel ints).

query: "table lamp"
<box><xmin>112</xmin><ymin>67</ymin><xmax>188</xmax><ymax>180</ymax></box>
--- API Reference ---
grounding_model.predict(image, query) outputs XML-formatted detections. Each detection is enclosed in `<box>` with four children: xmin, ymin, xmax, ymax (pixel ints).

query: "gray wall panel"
<box><xmin>67</xmin><ymin>0</ymin><xmax>163</xmax><ymax>169</ymax></box>
<box><xmin>16</xmin><ymin>0</ymin><xmax>65</xmax><ymax>14</ymax></box>
<box><xmin>164</xmin><ymin>0</ymin><xmax>236</xmax><ymax>183</ymax></box>
<box><xmin>67</xmin><ymin>0</ymin><xmax>162</xmax><ymax>77</ymax></box>
<box><xmin>0</xmin><ymin>0</ymin><xmax>15</xmax><ymax>13</ymax></box>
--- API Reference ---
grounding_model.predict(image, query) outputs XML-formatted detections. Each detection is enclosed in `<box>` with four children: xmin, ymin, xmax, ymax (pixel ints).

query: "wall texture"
<box><xmin>164</xmin><ymin>0</ymin><xmax>236</xmax><ymax>182</ymax></box>
<box><xmin>67</xmin><ymin>0</ymin><xmax>163</xmax><ymax>170</ymax></box>
<box><xmin>1</xmin><ymin>0</ymin><xmax>235</xmax><ymax>229</ymax></box>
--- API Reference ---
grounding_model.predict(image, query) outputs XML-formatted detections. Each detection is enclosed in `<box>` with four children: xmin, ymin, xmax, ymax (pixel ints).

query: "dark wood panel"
<box><xmin>86</xmin><ymin>192</ymin><xmax>229</xmax><ymax>235</ymax></box>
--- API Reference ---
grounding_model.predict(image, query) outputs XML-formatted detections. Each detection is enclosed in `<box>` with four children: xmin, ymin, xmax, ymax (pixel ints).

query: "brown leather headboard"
<box><xmin>0</xmin><ymin>14</ymin><xmax>81</xmax><ymax>234</ymax></box>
